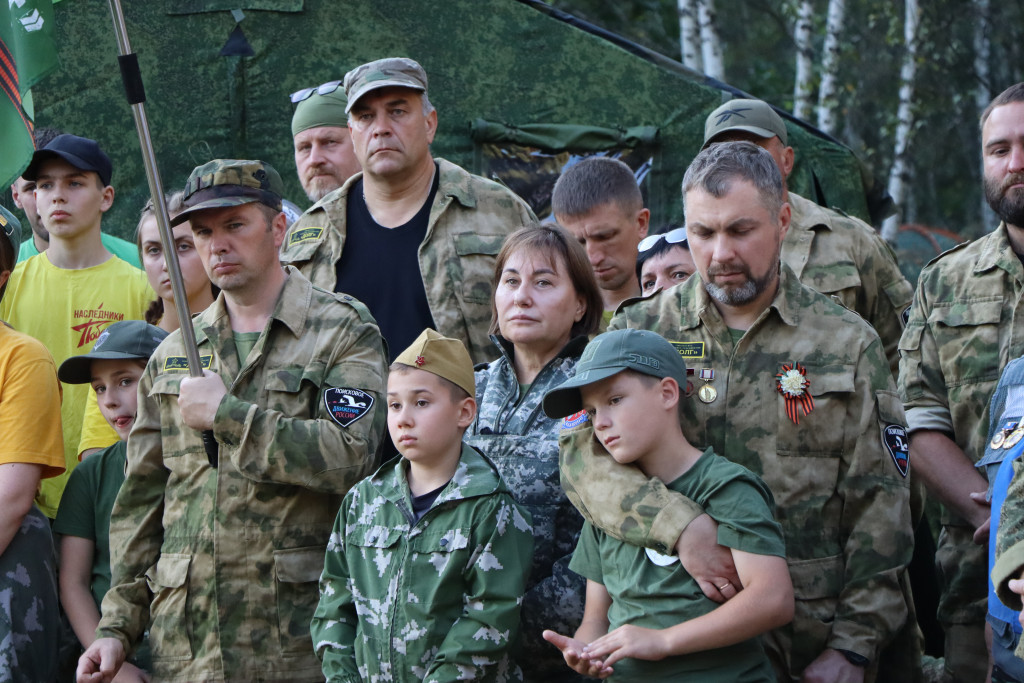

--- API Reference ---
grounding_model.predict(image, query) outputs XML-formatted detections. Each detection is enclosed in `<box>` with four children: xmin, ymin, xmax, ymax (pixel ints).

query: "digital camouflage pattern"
<box><xmin>562</xmin><ymin>265</ymin><xmax>913</xmax><ymax>679</ymax></box>
<box><xmin>465</xmin><ymin>335</ymin><xmax>588</xmax><ymax>683</ymax></box>
<box><xmin>280</xmin><ymin>159</ymin><xmax>537</xmax><ymax>365</ymax></box>
<box><xmin>96</xmin><ymin>268</ymin><xmax>387</xmax><ymax>682</ymax></box>
<box><xmin>311</xmin><ymin>444</ymin><xmax>534</xmax><ymax>683</ymax></box>
<box><xmin>899</xmin><ymin>224</ymin><xmax>1024</xmax><ymax>635</ymax></box>
<box><xmin>0</xmin><ymin>506</ymin><xmax>59</xmax><ymax>683</ymax></box>
<box><xmin>785</xmin><ymin>192</ymin><xmax>913</xmax><ymax>377</ymax></box>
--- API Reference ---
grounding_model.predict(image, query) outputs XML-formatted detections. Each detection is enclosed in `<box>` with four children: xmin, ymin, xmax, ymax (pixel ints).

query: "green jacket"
<box><xmin>279</xmin><ymin>158</ymin><xmax>537</xmax><ymax>365</ymax></box>
<box><xmin>311</xmin><ymin>444</ymin><xmax>534</xmax><ymax>683</ymax></box>
<box><xmin>97</xmin><ymin>268</ymin><xmax>387</xmax><ymax>682</ymax></box>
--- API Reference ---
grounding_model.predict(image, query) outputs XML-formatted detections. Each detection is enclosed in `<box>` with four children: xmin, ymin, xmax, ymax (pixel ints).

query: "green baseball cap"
<box><xmin>58</xmin><ymin>320</ymin><xmax>168</xmax><ymax>384</ymax></box>
<box><xmin>292</xmin><ymin>88</ymin><xmax>348</xmax><ymax>136</ymax></box>
<box><xmin>542</xmin><ymin>328</ymin><xmax>687</xmax><ymax>418</ymax></box>
<box><xmin>172</xmin><ymin>159</ymin><xmax>284</xmax><ymax>226</ymax></box>
<box><xmin>343</xmin><ymin>57</ymin><xmax>427</xmax><ymax>114</ymax></box>
<box><xmin>0</xmin><ymin>205</ymin><xmax>22</xmax><ymax>257</ymax></box>
<box><xmin>703</xmin><ymin>98</ymin><xmax>788</xmax><ymax>148</ymax></box>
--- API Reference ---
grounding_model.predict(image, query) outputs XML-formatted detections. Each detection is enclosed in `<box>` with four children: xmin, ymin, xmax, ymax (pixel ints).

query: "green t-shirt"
<box><xmin>569</xmin><ymin>448</ymin><xmax>785</xmax><ymax>682</ymax></box>
<box><xmin>18</xmin><ymin>232</ymin><xmax>142</xmax><ymax>268</ymax></box>
<box><xmin>233</xmin><ymin>331</ymin><xmax>261</xmax><ymax>368</ymax></box>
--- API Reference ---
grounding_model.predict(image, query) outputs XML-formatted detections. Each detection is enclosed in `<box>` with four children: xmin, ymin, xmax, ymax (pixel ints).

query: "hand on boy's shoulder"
<box><xmin>675</xmin><ymin>513</ymin><xmax>740</xmax><ymax>603</ymax></box>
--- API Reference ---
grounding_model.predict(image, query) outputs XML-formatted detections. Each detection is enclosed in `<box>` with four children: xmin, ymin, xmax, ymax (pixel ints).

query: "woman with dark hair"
<box><xmin>636</xmin><ymin>226</ymin><xmax>695</xmax><ymax>296</ymax></box>
<box><xmin>466</xmin><ymin>223</ymin><xmax>602</xmax><ymax>682</ymax></box>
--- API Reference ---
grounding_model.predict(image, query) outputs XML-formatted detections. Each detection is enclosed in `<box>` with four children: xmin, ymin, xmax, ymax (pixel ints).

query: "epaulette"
<box><xmin>921</xmin><ymin>239</ymin><xmax>973</xmax><ymax>270</ymax></box>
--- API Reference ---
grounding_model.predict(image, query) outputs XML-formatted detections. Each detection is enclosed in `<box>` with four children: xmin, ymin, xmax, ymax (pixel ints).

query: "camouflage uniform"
<box><xmin>465</xmin><ymin>335</ymin><xmax>588</xmax><ymax>683</ymax></box>
<box><xmin>279</xmin><ymin>159</ymin><xmax>537</xmax><ymax>365</ymax></box>
<box><xmin>785</xmin><ymin>192</ymin><xmax>913</xmax><ymax>377</ymax></box>
<box><xmin>560</xmin><ymin>265</ymin><xmax>913</xmax><ymax>681</ymax></box>
<box><xmin>96</xmin><ymin>268</ymin><xmax>387</xmax><ymax>682</ymax></box>
<box><xmin>311</xmin><ymin>444</ymin><xmax>534</xmax><ymax>682</ymax></box>
<box><xmin>899</xmin><ymin>223</ymin><xmax>1024</xmax><ymax>677</ymax></box>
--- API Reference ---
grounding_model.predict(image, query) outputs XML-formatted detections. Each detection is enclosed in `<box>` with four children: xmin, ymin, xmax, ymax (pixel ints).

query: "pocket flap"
<box><xmin>929</xmin><ymin>298</ymin><xmax>1002</xmax><ymax>327</ymax></box>
<box><xmin>149</xmin><ymin>374</ymin><xmax>183</xmax><ymax>397</ymax></box>
<box><xmin>804</xmin><ymin>365</ymin><xmax>855</xmax><ymax>396</ymax></box>
<box><xmin>264</xmin><ymin>371</ymin><xmax>303</xmax><ymax>393</ymax></box>
<box><xmin>274</xmin><ymin>546</ymin><xmax>326</xmax><ymax>583</ymax></box>
<box><xmin>416</xmin><ymin>527</ymin><xmax>471</xmax><ymax>553</ymax></box>
<box><xmin>347</xmin><ymin>524</ymin><xmax>403</xmax><ymax>549</ymax></box>
<box><xmin>453</xmin><ymin>232</ymin><xmax>505</xmax><ymax>257</ymax></box>
<box><xmin>787</xmin><ymin>554</ymin><xmax>843</xmax><ymax>600</ymax></box>
<box><xmin>150</xmin><ymin>553</ymin><xmax>190</xmax><ymax>588</ymax></box>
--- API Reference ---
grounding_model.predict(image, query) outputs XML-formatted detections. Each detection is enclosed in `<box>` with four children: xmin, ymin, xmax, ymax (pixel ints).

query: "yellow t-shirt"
<box><xmin>0</xmin><ymin>253</ymin><xmax>152</xmax><ymax>516</ymax></box>
<box><xmin>0</xmin><ymin>324</ymin><xmax>66</xmax><ymax>478</ymax></box>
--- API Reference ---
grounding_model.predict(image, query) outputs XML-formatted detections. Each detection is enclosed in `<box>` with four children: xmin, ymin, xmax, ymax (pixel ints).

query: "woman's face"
<box><xmin>138</xmin><ymin>215</ymin><xmax>211</xmax><ymax>305</ymax></box>
<box><xmin>495</xmin><ymin>248</ymin><xmax>584</xmax><ymax>353</ymax></box>
<box><xmin>640</xmin><ymin>245</ymin><xmax>696</xmax><ymax>296</ymax></box>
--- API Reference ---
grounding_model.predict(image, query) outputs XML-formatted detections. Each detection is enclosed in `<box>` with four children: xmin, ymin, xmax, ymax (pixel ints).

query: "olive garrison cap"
<box><xmin>394</xmin><ymin>328</ymin><xmax>475</xmax><ymax>397</ymax></box>
<box><xmin>703</xmin><ymin>98</ymin><xmax>789</xmax><ymax>148</ymax></box>
<box><xmin>172</xmin><ymin>159</ymin><xmax>284</xmax><ymax>226</ymax></box>
<box><xmin>343</xmin><ymin>57</ymin><xmax>427</xmax><ymax>114</ymax></box>
<box><xmin>542</xmin><ymin>328</ymin><xmax>687</xmax><ymax>419</ymax></box>
<box><xmin>58</xmin><ymin>320</ymin><xmax>168</xmax><ymax>384</ymax></box>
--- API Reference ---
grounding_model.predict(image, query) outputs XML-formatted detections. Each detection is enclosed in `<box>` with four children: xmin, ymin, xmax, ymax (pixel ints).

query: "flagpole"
<box><xmin>105</xmin><ymin>0</ymin><xmax>219</xmax><ymax>467</ymax></box>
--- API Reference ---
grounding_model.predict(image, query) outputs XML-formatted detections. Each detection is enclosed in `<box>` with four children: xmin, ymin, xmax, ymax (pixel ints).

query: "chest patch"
<box><xmin>163</xmin><ymin>355</ymin><xmax>212</xmax><ymax>372</ymax></box>
<box><xmin>325</xmin><ymin>387</ymin><xmax>374</xmax><ymax>428</ymax></box>
<box><xmin>670</xmin><ymin>341</ymin><xmax>705</xmax><ymax>361</ymax></box>
<box><xmin>883</xmin><ymin>424</ymin><xmax>910</xmax><ymax>477</ymax></box>
<box><xmin>288</xmin><ymin>227</ymin><xmax>324</xmax><ymax>246</ymax></box>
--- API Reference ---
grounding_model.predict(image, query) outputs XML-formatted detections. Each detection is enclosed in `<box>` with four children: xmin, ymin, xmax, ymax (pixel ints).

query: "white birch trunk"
<box><xmin>974</xmin><ymin>0</ymin><xmax>991</xmax><ymax>227</ymax></box>
<box><xmin>792</xmin><ymin>0</ymin><xmax>815</xmax><ymax>121</ymax></box>
<box><xmin>881</xmin><ymin>0</ymin><xmax>920</xmax><ymax>243</ymax></box>
<box><xmin>815</xmin><ymin>0</ymin><xmax>846</xmax><ymax>135</ymax></box>
<box><xmin>697</xmin><ymin>0</ymin><xmax>725</xmax><ymax>81</ymax></box>
<box><xmin>678</xmin><ymin>0</ymin><xmax>702</xmax><ymax>71</ymax></box>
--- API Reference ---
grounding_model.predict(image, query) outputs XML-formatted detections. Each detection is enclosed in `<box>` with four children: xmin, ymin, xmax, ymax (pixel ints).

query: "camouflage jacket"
<box><xmin>785</xmin><ymin>192</ymin><xmax>913</xmax><ymax>377</ymax></box>
<box><xmin>311</xmin><ymin>444</ymin><xmax>534</xmax><ymax>683</ymax></box>
<box><xmin>465</xmin><ymin>335</ymin><xmax>588</xmax><ymax>683</ymax></box>
<box><xmin>97</xmin><ymin>268</ymin><xmax>387</xmax><ymax>683</ymax></box>
<box><xmin>561</xmin><ymin>265</ymin><xmax>912</xmax><ymax>671</ymax></box>
<box><xmin>279</xmin><ymin>158</ymin><xmax>537</xmax><ymax>365</ymax></box>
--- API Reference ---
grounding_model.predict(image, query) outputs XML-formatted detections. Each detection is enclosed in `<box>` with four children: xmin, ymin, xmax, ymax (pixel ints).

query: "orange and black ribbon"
<box><xmin>776</xmin><ymin>363</ymin><xmax>814</xmax><ymax>424</ymax></box>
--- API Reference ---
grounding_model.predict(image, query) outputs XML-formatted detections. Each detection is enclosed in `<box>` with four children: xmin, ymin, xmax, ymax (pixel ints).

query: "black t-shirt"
<box><xmin>411</xmin><ymin>479</ymin><xmax>450</xmax><ymax>522</ymax></box>
<box><xmin>336</xmin><ymin>168</ymin><xmax>439</xmax><ymax>361</ymax></box>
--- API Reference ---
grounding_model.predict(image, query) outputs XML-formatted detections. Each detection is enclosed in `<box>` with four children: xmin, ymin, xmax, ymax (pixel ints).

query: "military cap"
<box><xmin>394</xmin><ymin>328</ymin><xmax>475</xmax><ymax>397</ymax></box>
<box><xmin>58</xmin><ymin>320</ymin><xmax>168</xmax><ymax>384</ymax></box>
<box><xmin>0</xmin><ymin>205</ymin><xmax>22</xmax><ymax>258</ymax></box>
<box><xmin>542</xmin><ymin>328</ymin><xmax>687</xmax><ymax>418</ymax></box>
<box><xmin>703</xmin><ymin>98</ymin><xmax>788</xmax><ymax>148</ymax></box>
<box><xmin>24</xmin><ymin>133</ymin><xmax>113</xmax><ymax>186</ymax></box>
<box><xmin>292</xmin><ymin>87</ymin><xmax>348</xmax><ymax>136</ymax></box>
<box><xmin>172</xmin><ymin>159</ymin><xmax>284</xmax><ymax>226</ymax></box>
<box><xmin>344</xmin><ymin>57</ymin><xmax>427</xmax><ymax>113</ymax></box>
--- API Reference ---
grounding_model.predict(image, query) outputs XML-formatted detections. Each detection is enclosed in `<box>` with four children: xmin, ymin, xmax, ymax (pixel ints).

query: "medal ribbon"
<box><xmin>776</xmin><ymin>363</ymin><xmax>814</xmax><ymax>424</ymax></box>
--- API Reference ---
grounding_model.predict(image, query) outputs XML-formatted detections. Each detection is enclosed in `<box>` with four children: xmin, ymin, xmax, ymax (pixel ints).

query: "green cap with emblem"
<box><xmin>343</xmin><ymin>57</ymin><xmax>427</xmax><ymax>114</ymax></box>
<box><xmin>542</xmin><ymin>328</ymin><xmax>687</xmax><ymax>418</ymax></box>
<box><xmin>172</xmin><ymin>159</ymin><xmax>284</xmax><ymax>226</ymax></box>
<box><xmin>703</xmin><ymin>98</ymin><xmax>788</xmax><ymax>148</ymax></box>
<box><xmin>57</xmin><ymin>320</ymin><xmax>168</xmax><ymax>384</ymax></box>
<box><xmin>0</xmin><ymin>205</ymin><xmax>22</xmax><ymax>257</ymax></box>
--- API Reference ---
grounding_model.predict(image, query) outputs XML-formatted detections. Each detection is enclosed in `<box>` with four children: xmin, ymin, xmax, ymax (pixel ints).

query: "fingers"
<box><xmin>1009</xmin><ymin>578</ymin><xmax>1024</xmax><ymax>595</ymax></box>
<box><xmin>718</xmin><ymin>580</ymin><xmax>739</xmax><ymax>599</ymax></box>
<box><xmin>695</xmin><ymin>577</ymin><xmax>727</xmax><ymax>603</ymax></box>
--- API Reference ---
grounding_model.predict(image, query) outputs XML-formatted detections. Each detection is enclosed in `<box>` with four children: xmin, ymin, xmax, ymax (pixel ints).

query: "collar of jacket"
<box><xmin>371</xmin><ymin>442</ymin><xmax>509</xmax><ymax>510</ymax></box>
<box><xmin>489</xmin><ymin>333</ymin><xmax>589</xmax><ymax>370</ymax></box>
<box><xmin>195</xmin><ymin>266</ymin><xmax>311</xmax><ymax>345</ymax></box>
<box><xmin>974</xmin><ymin>222</ymin><xmax>1024</xmax><ymax>279</ymax></box>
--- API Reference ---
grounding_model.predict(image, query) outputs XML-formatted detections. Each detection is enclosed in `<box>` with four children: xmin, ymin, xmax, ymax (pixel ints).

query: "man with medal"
<box><xmin>557</xmin><ymin>141</ymin><xmax>913</xmax><ymax>683</ymax></box>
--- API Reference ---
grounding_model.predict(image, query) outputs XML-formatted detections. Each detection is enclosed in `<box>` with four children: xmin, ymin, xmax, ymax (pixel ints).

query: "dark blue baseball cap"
<box><xmin>23</xmin><ymin>134</ymin><xmax>113</xmax><ymax>186</ymax></box>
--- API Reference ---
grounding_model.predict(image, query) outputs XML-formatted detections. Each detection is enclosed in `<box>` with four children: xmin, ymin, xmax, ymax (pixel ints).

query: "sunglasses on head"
<box><xmin>638</xmin><ymin>226</ymin><xmax>688</xmax><ymax>253</ymax></box>
<box><xmin>290</xmin><ymin>80</ymin><xmax>343</xmax><ymax>103</ymax></box>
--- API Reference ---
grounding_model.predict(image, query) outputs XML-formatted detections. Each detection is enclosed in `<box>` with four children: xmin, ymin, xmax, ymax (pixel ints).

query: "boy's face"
<box><xmin>34</xmin><ymin>158</ymin><xmax>113</xmax><ymax>240</ymax></box>
<box><xmin>580</xmin><ymin>371</ymin><xmax>675</xmax><ymax>467</ymax></box>
<box><xmin>387</xmin><ymin>367</ymin><xmax>475</xmax><ymax>464</ymax></box>
<box><xmin>91</xmin><ymin>359</ymin><xmax>145</xmax><ymax>440</ymax></box>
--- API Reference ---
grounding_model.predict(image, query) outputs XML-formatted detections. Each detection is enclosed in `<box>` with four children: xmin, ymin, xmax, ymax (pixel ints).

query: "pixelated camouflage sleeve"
<box><xmin>994</xmin><ymin>459</ymin><xmax>1024</xmax><ymax>613</ymax></box>
<box><xmin>558</xmin><ymin>421</ymin><xmax>703</xmax><ymax>553</ymax></box>
<box><xmin>311</xmin><ymin>496</ymin><xmax>360</xmax><ymax>683</ymax></box>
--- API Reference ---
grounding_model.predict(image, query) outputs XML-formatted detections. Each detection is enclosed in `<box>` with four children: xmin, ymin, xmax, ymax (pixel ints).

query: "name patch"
<box><xmin>288</xmin><ymin>227</ymin><xmax>324</xmax><ymax>246</ymax></box>
<box><xmin>163</xmin><ymin>355</ymin><xmax>212</xmax><ymax>372</ymax></box>
<box><xmin>562</xmin><ymin>410</ymin><xmax>589</xmax><ymax>430</ymax></box>
<box><xmin>883</xmin><ymin>424</ymin><xmax>910</xmax><ymax>477</ymax></box>
<box><xmin>325</xmin><ymin>387</ymin><xmax>373</xmax><ymax>428</ymax></box>
<box><xmin>671</xmin><ymin>341</ymin><xmax>705</xmax><ymax>360</ymax></box>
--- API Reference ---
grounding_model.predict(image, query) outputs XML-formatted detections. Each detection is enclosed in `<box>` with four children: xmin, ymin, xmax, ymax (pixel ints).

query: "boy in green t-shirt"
<box><xmin>53</xmin><ymin>319</ymin><xmax>167</xmax><ymax>682</ymax></box>
<box><xmin>541</xmin><ymin>328</ymin><xmax>794</xmax><ymax>682</ymax></box>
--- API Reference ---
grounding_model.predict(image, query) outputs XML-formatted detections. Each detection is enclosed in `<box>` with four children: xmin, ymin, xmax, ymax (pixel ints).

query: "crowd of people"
<box><xmin>4</xmin><ymin>54</ymin><xmax>1024</xmax><ymax>683</ymax></box>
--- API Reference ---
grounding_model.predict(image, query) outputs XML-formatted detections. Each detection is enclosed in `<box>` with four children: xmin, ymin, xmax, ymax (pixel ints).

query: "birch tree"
<box><xmin>697</xmin><ymin>0</ymin><xmax>725</xmax><ymax>80</ymax></box>
<box><xmin>881</xmin><ymin>0</ymin><xmax>921</xmax><ymax>243</ymax></box>
<box><xmin>678</xmin><ymin>0</ymin><xmax>702</xmax><ymax>71</ymax></box>
<box><xmin>792</xmin><ymin>0</ymin><xmax>815</xmax><ymax>121</ymax></box>
<box><xmin>974</xmin><ymin>0</ymin><xmax>992</xmax><ymax>227</ymax></box>
<box><xmin>815</xmin><ymin>0</ymin><xmax>845</xmax><ymax>135</ymax></box>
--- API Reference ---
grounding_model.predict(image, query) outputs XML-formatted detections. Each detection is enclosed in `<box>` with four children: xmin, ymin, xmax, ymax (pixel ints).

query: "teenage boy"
<box><xmin>1</xmin><ymin>134</ymin><xmax>151</xmax><ymax>518</ymax></box>
<box><xmin>311</xmin><ymin>328</ymin><xmax>534</xmax><ymax>682</ymax></box>
<box><xmin>54</xmin><ymin>320</ymin><xmax>167</xmax><ymax>683</ymax></box>
<box><xmin>541</xmin><ymin>328</ymin><xmax>793</xmax><ymax>682</ymax></box>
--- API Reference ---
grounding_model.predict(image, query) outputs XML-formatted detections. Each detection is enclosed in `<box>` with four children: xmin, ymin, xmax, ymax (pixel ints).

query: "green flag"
<box><xmin>1</xmin><ymin>0</ymin><xmax>58</xmax><ymax>189</ymax></box>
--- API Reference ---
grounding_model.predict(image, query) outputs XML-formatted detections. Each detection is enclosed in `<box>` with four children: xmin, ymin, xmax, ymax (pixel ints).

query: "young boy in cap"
<box><xmin>541</xmin><ymin>328</ymin><xmax>793</xmax><ymax>682</ymax></box>
<box><xmin>311</xmin><ymin>328</ymin><xmax>534</xmax><ymax>682</ymax></box>
<box><xmin>53</xmin><ymin>319</ymin><xmax>168</xmax><ymax>682</ymax></box>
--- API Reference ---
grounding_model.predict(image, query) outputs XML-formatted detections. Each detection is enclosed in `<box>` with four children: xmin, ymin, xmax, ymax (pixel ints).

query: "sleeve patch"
<box><xmin>289</xmin><ymin>227</ymin><xmax>324</xmax><ymax>246</ymax></box>
<box><xmin>883</xmin><ymin>424</ymin><xmax>910</xmax><ymax>477</ymax></box>
<box><xmin>562</xmin><ymin>410</ymin><xmax>589</xmax><ymax>430</ymax></box>
<box><xmin>325</xmin><ymin>387</ymin><xmax>374</xmax><ymax>428</ymax></box>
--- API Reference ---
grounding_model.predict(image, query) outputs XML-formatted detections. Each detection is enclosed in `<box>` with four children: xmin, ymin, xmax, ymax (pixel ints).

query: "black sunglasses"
<box><xmin>290</xmin><ymin>80</ymin><xmax>343</xmax><ymax>104</ymax></box>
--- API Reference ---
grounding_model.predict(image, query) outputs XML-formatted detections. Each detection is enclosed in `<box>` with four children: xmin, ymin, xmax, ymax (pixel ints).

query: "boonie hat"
<box><xmin>703</xmin><ymin>98</ymin><xmax>788</xmax><ymax>148</ymax></box>
<box><xmin>0</xmin><ymin>205</ymin><xmax>22</xmax><ymax>256</ymax></box>
<box><xmin>343</xmin><ymin>57</ymin><xmax>428</xmax><ymax>114</ymax></box>
<box><xmin>542</xmin><ymin>328</ymin><xmax>687</xmax><ymax>418</ymax></box>
<box><xmin>292</xmin><ymin>88</ymin><xmax>349</xmax><ymax>136</ymax></box>
<box><xmin>394</xmin><ymin>328</ymin><xmax>475</xmax><ymax>397</ymax></box>
<box><xmin>58</xmin><ymin>320</ymin><xmax>168</xmax><ymax>385</ymax></box>
<box><xmin>23</xmin><ymin>134</ymin><xmax>113</xmax><ymax>186</ymax></box>
<box><xmin>172</xmin><ymin>159</ymin><xmax>284</xmax><ymax>226</ymax></box>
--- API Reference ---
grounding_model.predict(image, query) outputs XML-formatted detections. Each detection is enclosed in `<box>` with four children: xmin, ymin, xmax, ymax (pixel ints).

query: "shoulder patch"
<box><xmin>163</xmin><ymin>355</ymin><xmax>212</xmax><ymax>372</ymax></box>
<box><xmin>288</xmin><ymin>227</ymin><xmax>324</xmax><ymax>246</ymax></box>
<box><xmin>901</xmin><ymin>304</ymin><xmax>911</xmax><ymax>327</ymax></box>
<box><xmin>882</xmin><ymin>424</ymin><xmax>910</xmax><ymax>477</ymax></box>
<box><xmin>325</xmin><ymin>388</ymin><xmax>374</xmax><ymax>427</ymax></box>
<box><xmin>670</xmin><ymin>341</ymin><xmax>705</xmax><ymax>361</ymax></box>
<box><xmin>562</xmin><ymin>410</ymin><xmax>589</xmax><ymax>430</ymax></box>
